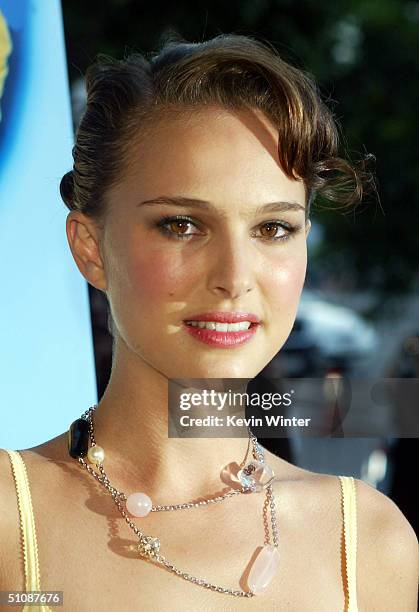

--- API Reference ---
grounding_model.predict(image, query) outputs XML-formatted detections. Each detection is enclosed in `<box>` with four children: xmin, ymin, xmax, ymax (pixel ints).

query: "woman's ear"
<box><xmin>66</xmin><ymin>211</ymin><xmax>108</xmax><ymax>292</ymax></box>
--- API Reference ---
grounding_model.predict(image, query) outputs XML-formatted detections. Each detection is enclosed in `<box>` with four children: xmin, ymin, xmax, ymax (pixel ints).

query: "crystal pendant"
<box><xmin>237</xmin><ymin>472</ymin><xmax>257</xmax><ymax>490</ymax></box>
<box><xmin>138</xmin><ymin>535</ymin><xmax>160</xmax><ymax>557</ymax></box>
<box><xmin>247</xmin><ymin>545</ymin><xmax>280</xmax><ymax>594</ymax></box>
<box><xmin>254</xmin><ymin>443</ymin><xmax>265</xmax><ymax>462</ymax></box>
<box><xmin>237</xmin><ymin>460</ymin><xmax>274</xmax><ymax>491</ymax></box>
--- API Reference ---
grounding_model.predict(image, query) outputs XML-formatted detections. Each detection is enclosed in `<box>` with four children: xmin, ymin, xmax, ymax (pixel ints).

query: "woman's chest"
<box><xmin>38</xmin><ymin>551</ymin><xmax>346</xmax><ymax>612</ymax></box>
<box><xmin>13</xmin><ymin>460</ymin><xmax>349</xmax><ymax>611</ymax></box>
<box><xmin>33</xmin><ymin>494</ymin><xmax>347</xmax><ymax>612</ymax></box>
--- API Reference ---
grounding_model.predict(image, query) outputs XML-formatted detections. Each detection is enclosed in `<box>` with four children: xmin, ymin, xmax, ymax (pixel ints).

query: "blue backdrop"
<box><xmin>0</xmin><ymin>0</ymin><xmax>97</xmax><ymax>449</ymax></box>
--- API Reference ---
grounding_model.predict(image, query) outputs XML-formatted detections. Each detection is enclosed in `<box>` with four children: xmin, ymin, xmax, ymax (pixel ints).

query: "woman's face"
<box><xmin>94</xmin><ymin>106</ymin><xmax>310</xmax><ymax>378</ymax></box>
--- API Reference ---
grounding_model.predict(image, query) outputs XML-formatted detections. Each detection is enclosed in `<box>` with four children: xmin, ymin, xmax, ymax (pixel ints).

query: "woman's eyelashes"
<box><xmin>154</xmin><ymin>215</ymin><xmax>302</xmax><ymax>243</ymax></box>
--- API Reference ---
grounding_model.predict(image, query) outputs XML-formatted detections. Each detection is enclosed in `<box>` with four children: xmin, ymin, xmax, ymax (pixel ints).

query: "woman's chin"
<box><xmin>171</xmin><ymin>366</ymin><xmax>260</xmax><ymax>381</ymax></box>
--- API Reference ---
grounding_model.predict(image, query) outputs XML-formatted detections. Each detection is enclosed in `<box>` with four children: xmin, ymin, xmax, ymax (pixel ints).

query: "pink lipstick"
<box><xmin>183</xmin><ymin>311</ymin><xmax>261</xmax><ymax>348</ymax></box>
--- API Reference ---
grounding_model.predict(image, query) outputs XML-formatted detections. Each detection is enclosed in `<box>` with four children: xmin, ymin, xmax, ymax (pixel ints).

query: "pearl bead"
<box><xmin>126</xmin><ymin>492</ymin><xmax>153</xmax><ymax>517</ymax></box>
<box><xmin>87</xmin><ymin>445</ymin><xmax>105</xmax><ymax>465</ymax></box>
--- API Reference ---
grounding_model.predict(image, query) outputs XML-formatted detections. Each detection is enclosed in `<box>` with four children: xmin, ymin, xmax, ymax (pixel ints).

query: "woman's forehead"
<box><xmin>132</xmin><ymin>105</ymin><xmax>280</xmax><ymax>149</ymax></box>
<box><xmin>120</xmin><ymin>106</ymin><xmax>305</xmax><ymax>196</ymax></box>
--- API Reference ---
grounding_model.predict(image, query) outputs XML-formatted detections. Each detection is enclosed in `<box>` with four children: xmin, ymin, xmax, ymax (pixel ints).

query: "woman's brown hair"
<box><xmin>60</xmin><ymin>32</ymin><xmax>374</xmax><ymax>229</ymax></box>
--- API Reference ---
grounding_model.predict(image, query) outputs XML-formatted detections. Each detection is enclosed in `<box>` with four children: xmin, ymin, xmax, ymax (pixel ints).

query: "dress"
<box><xmin>4</xmin><ymin>449</ymin><xmax>359</xmax><ymax>611</ymax></box>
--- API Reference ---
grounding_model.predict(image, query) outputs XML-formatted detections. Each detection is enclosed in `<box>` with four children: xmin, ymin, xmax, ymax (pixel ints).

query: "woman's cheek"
<box><xmin>129</xmin><ymin>250</ymin><xmax>199</xmax><ymax>301</ymax></box>
<box><xmin>264</xmin><ymin>251</ymin><xmax>307</xmax><ymax>309</ymax></box>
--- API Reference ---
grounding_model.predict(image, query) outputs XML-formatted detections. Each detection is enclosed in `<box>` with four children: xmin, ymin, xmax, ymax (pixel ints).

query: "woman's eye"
<box><xmin>257</xmin><ymin>221</ymin><xmax>292</xmax><ymax>241</ymax></box>
<box><xmin>156</xmin><ymin>216</ymin><xmax>199</xmax><ymax>239</ymax></box>
<box><xmin>155</xmin><ymin>216</ymin><xmax>299</xmax><ymax>242</ymax></box>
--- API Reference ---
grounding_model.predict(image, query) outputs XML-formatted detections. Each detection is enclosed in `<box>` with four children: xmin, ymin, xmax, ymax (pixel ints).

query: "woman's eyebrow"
<box><xmin>137</xmin><ymin>195</ymin><xmax>305</xmax><ymax>215</ymax></box>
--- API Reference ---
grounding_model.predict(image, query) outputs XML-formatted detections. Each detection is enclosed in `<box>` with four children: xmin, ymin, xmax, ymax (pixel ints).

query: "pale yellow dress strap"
<box><xmin>5</xmin><ymin>449</ymin><xmax>53</xmax><ymax>612</ymax></box>
<box><xmin>338</xmin><ymin>475</ymin><xmax>358</xmax><ymax>612</ymax></box>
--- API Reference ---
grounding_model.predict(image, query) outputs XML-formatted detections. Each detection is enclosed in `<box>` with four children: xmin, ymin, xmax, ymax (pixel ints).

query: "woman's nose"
<box><xmin>206</xmin><ymin>235</ymin><xmax>255</xmax><ymax>300</ymax></box>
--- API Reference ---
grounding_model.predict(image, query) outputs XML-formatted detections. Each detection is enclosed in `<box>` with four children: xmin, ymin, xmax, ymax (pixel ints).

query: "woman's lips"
<box><xmin>182</xmin><ymin>321</ymin><xmax>260</xmax><ymax>348</ymax></box>
<box><xmin>183</xmin><ymin>311</ymin><xmax>261</xmax><ymax>324</ymax></box>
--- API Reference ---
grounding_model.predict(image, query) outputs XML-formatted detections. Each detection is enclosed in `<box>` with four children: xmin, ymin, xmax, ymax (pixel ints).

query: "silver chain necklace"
<box><xmin>68</xmin><ymin>404</ymin><xmax>280</xmax><ymax>598</ymax></box>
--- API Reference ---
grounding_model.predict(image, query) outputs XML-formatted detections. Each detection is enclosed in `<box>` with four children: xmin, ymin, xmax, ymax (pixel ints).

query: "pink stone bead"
<box><xmin>247</xmin><ymin>544</ymin><xmax>280</xmax><ymax>594</ymax></box>
<box><xmin>126</xmin><ymin>492</ymin><xmax>152</xmax><ymax>517</ymax></box>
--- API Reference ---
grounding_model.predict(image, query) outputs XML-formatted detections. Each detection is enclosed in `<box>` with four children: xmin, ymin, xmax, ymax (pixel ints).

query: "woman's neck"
<box><xmin>92</xmin><ymin>340</ymin><xmax>255</xmax><ymax>502</ymax></box>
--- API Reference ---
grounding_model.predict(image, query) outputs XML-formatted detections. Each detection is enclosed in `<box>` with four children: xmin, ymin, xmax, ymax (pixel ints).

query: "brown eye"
<box><xmin>168</xmin><ymin>220</ymin><xmax>190</xmax><ymax>235</ymax></box>
<box><xmin>156</xmin><ymin>215</ymin><xmax>200</xmax><ymax>240</ymax></box>
<box><xmin>259</xmin><ymin>222</ymin><xmax>284</xmax><ymax>239</ymax></box>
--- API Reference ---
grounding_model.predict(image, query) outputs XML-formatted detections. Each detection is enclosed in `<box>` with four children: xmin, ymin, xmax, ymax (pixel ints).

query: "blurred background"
<box><xmin>61</xmin><ymin>0</ymin><xmax>418</xmax><ymax>534</ymax></box>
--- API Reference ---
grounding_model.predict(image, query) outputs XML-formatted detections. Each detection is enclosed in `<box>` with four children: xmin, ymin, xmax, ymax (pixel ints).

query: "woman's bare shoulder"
<box><xmin>264</xmin><ymin>448</ymin><xmax>339</xmax><ymax>488</ymax></box>
<box><xmin>270</xmin><ymin>450</ymin><xmax>417</xmax><ymax>550</ymax></box>
<box><xmin>354</xmin><ymin>476</ymin><xmax>418</xmax><ymax>611</ymax></box>
<box><xmin>266</xmin><ymin>452</ymin><xmax>418</xmax><ymax>609</ymax></box>
<box><xmin>0</xmin><ymin>432</ymin><xmax>71</xmax><ymax>511</ymax></box>
<box><xmin>0</xmin><ymin>433</ymin><xmax>74</xmax><ymax>584</ymax></box>
<box><xmin>354</xmin><ymin>475</ymin><xmax>418</xmax><ymax>561</ymax></box>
